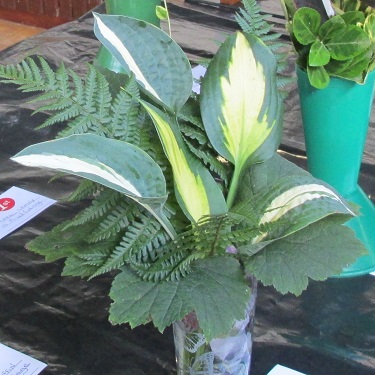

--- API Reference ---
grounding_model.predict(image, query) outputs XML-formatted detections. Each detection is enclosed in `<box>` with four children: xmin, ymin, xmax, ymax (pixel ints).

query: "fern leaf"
<box><xmin>66</xmin><ymin>180</ymin><xmax>100</xmax><ymax>202</ymax></box>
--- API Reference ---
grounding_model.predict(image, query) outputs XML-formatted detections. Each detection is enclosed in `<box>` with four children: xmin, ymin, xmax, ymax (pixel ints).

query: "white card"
<box><xmin>192</xmin><ymin>65</ymin><xmax>207</xmax><ymax>94</ymax></box>
<box><xmin>0</xmin><ymin>186</ymin><xmax>56</xmax><ymax>240</ymax></box>
<box><xmin>267</xmin><ymin>364</ymin><xmax>306</xmax><ymax>375</ymax></box>
<box><xmin>0</xmin><ymin>343</ymin><xmax>47</xmax><ymax>374</ymax></box>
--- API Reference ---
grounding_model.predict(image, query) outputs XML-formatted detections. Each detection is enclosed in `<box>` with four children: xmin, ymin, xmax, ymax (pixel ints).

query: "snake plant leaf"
<box><xmin>293</xmin><ymin>7</ymin><xmax>321</xmax><ymax>45</ymax></box>
<box><xmin>109</xmin><ymin>257</ymin><xmax>250</xmax><ymax>341</ymax></box>
<box><xmin>200</xmin><ymin>31</ymin><xmax>282</xmax><ymax>177</ymax></box>
<box><xmin>141</xmin><ymin>100</ymin><xmax>227</xmax><ymax>222</ymax></box>
<box><xmin>93</xmin><ymin>13</ymin><xmax>192</xmax><ymax>112</ymax></box>
<box><xmin>11</xmin><ymin>134</ymin><xmax>176</xmax><ymax>238</ymax></box>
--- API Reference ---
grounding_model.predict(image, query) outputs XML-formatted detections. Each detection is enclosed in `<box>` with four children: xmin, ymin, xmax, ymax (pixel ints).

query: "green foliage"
<box><xmin>281</xmin><ymin>0</ymin><xmax>375</xmax><ymax>88</ymax></box>
<box><xmin>237</xmin><ymin>0</ymin><xmax>294</xmax><ymax>94</ymax></box>
<box><xmin>5</xmin><ymin>2</ymin><xmax>367</xmax><ymax>340</ymax></box>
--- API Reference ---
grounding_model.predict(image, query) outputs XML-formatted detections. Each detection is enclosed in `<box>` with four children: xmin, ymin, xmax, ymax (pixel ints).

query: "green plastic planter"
<box><xmin>94</xmin><ymin>0</ymin><xmax>161</xmax><ymax>73</ymax></box>
<box><xmin>297</xmin><ymin>67</ymin><xmax>375</xmax><ymax>277</ymax></box>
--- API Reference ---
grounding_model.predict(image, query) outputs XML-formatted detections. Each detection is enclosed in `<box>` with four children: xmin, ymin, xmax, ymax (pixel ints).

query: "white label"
<box><xmin>267</xmin><ymin>364</ymin><xmax>307</xmax><ymax>375</ymax></box>
<box><xmin>0</xmin><ymin>186</ymin><xmax>56</xmax><ymax>240</ymax></box>
<box><xmin>0</xmin><ymin>343</ymin><xmax>47</xmax><ymax>374</ymax></box>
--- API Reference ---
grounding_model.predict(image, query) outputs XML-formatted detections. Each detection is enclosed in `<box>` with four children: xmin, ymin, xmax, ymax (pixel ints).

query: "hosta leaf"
<box><xmin>200</xmin><ymin>31</ymin><xmax>282</xmax><ymax>175</ymax></box>
<box><xmin>141</xmin><ymin>100</ymin><xmax>227</xmax><ymax>223</ymax></box>
<box><xmin>11</xmin><ymin>134</ymin><xmax>176</xmax><ymax>238</ymax></box>
<box><xmin>245</xmin><ymin>218</ymin><xmax>367</xmax><ymax>295</ymax></box>
<box><xmin>109</xmin><ymin>257</ymin><xmax>250</xmax><ymax>341</ymax></box>
<box><xmin>93</xmin><ymin>13</ymin><xmax>192</xmax><ymax>112</ymax></box>
<box><xmin>293</xmin><ymin>7</ymin><xmax>321</xmax><ymax>45</ymax></box>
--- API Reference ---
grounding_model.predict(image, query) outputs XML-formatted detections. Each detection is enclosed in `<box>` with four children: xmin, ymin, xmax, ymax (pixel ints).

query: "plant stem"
<box><xmin>227</xmin><ymin>164</ymin><xmax>242</xmax><ymax>209</ymax></box>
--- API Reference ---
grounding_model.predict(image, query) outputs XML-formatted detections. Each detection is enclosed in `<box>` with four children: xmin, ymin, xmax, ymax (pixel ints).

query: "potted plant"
<box><xmin>0</xmin><ymin>1</ymin><xmax>365</xmax><ymax>373</ymax></box>
<box><xmin>280</xmin><ymin>0</ymin><xmax>375</xmax><ymax>276</ymax></box>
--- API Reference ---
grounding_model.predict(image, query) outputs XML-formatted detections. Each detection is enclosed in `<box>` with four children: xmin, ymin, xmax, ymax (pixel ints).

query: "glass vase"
<box><xmin>172</xmin><ymin>276</ymin><xmax>257</xmax><ymax>375</ymax></box>
<box><xmin>94</xmin><ymin>0</ymin><xmax>161</xmax><ymax>73</ymax></box>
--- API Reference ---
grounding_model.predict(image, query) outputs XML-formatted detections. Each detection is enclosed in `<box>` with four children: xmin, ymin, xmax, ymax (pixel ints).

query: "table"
<box><xmin>0</xmin><ymin>2</ymin><xmax>374</xmax><ymax>374</ymax></box>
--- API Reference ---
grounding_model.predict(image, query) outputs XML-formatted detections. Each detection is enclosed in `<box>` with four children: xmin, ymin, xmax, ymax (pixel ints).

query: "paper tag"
<box><xmin>267</xmin><ymin>364</ymin><xmax>306</xmax><ymax>375</ymax></box>
<box><xmin>192</xmin><ymin>65</ymin><xmax>207</xmax><ymax>94</ymax></box>
<box><xmin>0</xmin><ymin>343</ymin><xmax>47</xmax><ymax>374</ymax></box>
<box><xmin>0</xmin><ymin>186</ymin><xmax>56</xmax><ymax>240</ymax></box>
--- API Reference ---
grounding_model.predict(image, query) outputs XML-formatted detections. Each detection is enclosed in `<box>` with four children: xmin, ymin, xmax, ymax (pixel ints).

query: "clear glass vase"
<box><xmin>172</xmin><ymin>276</ymin><xmax>257</xmax><ymax>375</ymax></box>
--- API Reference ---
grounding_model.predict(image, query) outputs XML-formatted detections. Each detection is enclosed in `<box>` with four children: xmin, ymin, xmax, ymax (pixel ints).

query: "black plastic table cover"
<box><xmin>0</xmin><ymin>2</ymin><xmax>374</xmax><ymax>375</ymax></box>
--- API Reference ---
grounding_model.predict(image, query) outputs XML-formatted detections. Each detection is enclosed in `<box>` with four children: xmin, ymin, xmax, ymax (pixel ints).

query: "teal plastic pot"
<box><xmin>94</xmin><ymin>0</ymin><xmax>161</xmax><ymax>73</ymax></box>
<box><xmin>297</xmin><ymin>67</ymin><xmax>375</xmax><ymax>277</ymax></box>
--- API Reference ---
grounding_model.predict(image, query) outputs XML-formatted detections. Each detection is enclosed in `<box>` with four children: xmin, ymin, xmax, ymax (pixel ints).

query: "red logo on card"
<box><xmin>0</xmin><ymin>198</ymin><xmax>15</xmax><ymax>211</ymax></box>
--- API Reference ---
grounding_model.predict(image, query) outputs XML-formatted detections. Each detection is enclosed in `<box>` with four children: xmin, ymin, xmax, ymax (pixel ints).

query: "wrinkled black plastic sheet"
<box><xmin>0</xmin><ymin>2</ymin><xmax>374</xmax><ymax>374</ymax></box>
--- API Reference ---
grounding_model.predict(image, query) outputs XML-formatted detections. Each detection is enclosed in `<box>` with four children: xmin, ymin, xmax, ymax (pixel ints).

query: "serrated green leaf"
<box><xmin>109</xmin><ymin>257</ymin><xmax>250</xmax><ymax>341</ymax></box>
<box><xmin>293</xmin><ymin>7</ymin><xmax>321</xmax><ymax>45</ymax></box>
<box><xmin>93</xmin><ymin>13</ymin><xmax>192</xmax><ymax>112</ymax></box>
<box><xmin>245</xmin><ymin>218</ymin><xmax>367</xmax><ymax>295</ymax></box>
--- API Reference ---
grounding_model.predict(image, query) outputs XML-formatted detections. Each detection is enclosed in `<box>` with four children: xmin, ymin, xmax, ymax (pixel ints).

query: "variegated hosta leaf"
<box><xmin>141</xmin><ymin>100</ymin><xmax>227</xmax><ymax>222</ymax></box>
<box><xmin>11</xmin><ymin>134</ymin><xmax>176</xmax><ymax>238</ymax></box>
<box><xmin>93</xmin><ymin>13</ymin><xmax>192</xmax><ymax>112</ymax></box>
<box><xmin>200</xmin><ymin>31</ymin><xmax>282</xmax><ymax>178</ymax></box>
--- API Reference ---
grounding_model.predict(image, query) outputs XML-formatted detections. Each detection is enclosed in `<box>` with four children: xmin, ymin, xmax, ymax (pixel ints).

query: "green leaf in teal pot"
<box><xmin>340</xmin><ymin>11</ymin><xmax>365</xmax><ymax>26</ymax></box>
<box><xmin>307</xmin><ymin>65</ymin><xmax>330</xmax><ymax>88</ymax></box>
<box><xmin>326</xmin><ymin>25</ymin><xmax>371</xmax><ymax>61</ymax></box>
<box><xmin>319</xmin><ymin>15</ymin><xmax>346</xmax><ymax>40</ymax></box>
<box><xmin>293</xmin><ymin>7</ymin><xmax>321</xmax><ymax>45</ymax></box>
<box><xmin>93</xmin><ymin>13</ymin><xmax>192</xmax><ymax>112</ymax></box>
<box><xmin>11</xmin><ymin>134</ymin><xmax>176</xmax><ymax>238</ymax></box>
<box><xmin>309</xmin><ymin>40</ymin><xmax>331</xmax><ymax>66</ymax></box>
<box><xmin>140</xmin><ymin>100</ymin><xmax>227</xmax><ymax>223</ymax></box>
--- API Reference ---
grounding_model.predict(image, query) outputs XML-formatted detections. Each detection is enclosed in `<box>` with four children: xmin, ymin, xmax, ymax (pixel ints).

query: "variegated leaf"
<box><xmin>93</xmin><ymin>13</ymin><xmax>192</xmax><ymax>112</ymax></box>
<box><xmin>11</xmin><ymin>134</ymin><xmax>176</xmax><ymax>238</ymax></box>
<box><xmin>141</xmin><ymin>100</ymin><xmax>227</xmax><ymax>222</ymax></box>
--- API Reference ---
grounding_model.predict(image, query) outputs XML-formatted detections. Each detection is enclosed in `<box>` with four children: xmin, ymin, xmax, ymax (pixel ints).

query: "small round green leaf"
<box><xmin>293</xmin><ymin>7</ymin><xmax>321</xmax><ymax>45</ymax></box>
<box><xmin>307</xmin><ymin>65</ymin><xmax>330</xmax><ymax>89</ymax></box>
<box><xmin>309</xmin><ymin>40</ymin><xmax>331</xmax><ymax>66</ymax></box>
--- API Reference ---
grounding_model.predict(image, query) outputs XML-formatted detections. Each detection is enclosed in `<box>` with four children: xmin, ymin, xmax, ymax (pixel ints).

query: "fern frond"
<box><xmin>66</xmin><ymin>180</ymin><xmax>100</xmax><ymax>202</ymax></box>
<box><xmin>64</xmin><ymin>188</ymin><xmax>123</xmax><ymax>228</ymax></box>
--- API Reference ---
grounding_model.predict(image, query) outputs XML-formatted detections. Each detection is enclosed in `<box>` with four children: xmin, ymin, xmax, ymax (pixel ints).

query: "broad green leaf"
<box><xmin>11</xmin><ymin>134</ymin><xmax>176</xmax><ymax>238</ymax></box>
<box><xmin>200</xmin><ymin>32</ymin><xmax>282</xmax><ymax>179</ymax></box>
<box><xmin>245</xmin><ymin>218</ymin><xmax>367</xmax><ymax>295</ymax></box>
<box><xmin>309</xmin><ymin>40</ymin><xmax>331</xmax><ymax>66</ymax></box>
<box><xmin>141</xmin><ymin>100</ymin><xmax>227</xmax><ymax>222</ymax></box>
<box><xmin>93</xmin><ymin>13</ymin><xmax>192</xmax><ymax>112</ymax></box>
<box><xmin>307</xmin><ymin>65</ymin><xmax>330</xmax><ymax>88</ymax></box>
<box><xmin>341</xmin><ymin>11</ymin><xmax>365</xmax><ymax>26</ymax></box>
<box><xmin>234</xmin><ymin>154</ymin><xmax>355</xmax><ymax>245</ymax></box>
<box><xmin>293</xmin><ymin>7</ymin><xmax>321</xmax><ymax>45</ymax></box>
<box><xmin>319</xmin><ymin>15</ymin><xmax>346</xmax><ymax>40</ymax></box>
<box><xmin>326</xmin><ymin>25</ymin><xmax>371</xmax><ymax>60</ymax></box>
<box><xmin>109</xmin><ymin>257</ymin><xmax>250</xmax><ymax>341</ymax></box>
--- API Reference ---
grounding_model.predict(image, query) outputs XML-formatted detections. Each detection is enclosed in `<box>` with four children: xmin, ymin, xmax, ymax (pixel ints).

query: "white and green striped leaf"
<box><xmin>11</xmin><ymin>134</ymin><xmax>176</xmax><ymax>238</ymax></box>
<box><xmin>200</xmin><ymin>31</ymin><xmax>282</xmax><ymax>175</ymax></box>
<box><xmin>140</xmin><ymin>100</ymin><xmax>227</xmax><ymax>222</ymax></box>
<box><xmin>93</xmin><ymin>13</ymin><xmax>192</xmax><ymax>112</ymax></box>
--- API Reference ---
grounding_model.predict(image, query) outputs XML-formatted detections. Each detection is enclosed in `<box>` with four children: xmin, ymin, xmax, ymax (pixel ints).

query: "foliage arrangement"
<box><xmin>0</xmin><ymin>1</ymin><xmax>366</xmax><ymax>341</ymax></box>
<box><xmin>281</xmin><ymin>0</ymin><xmax>375</xmax><ymax>88</ymax></box>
